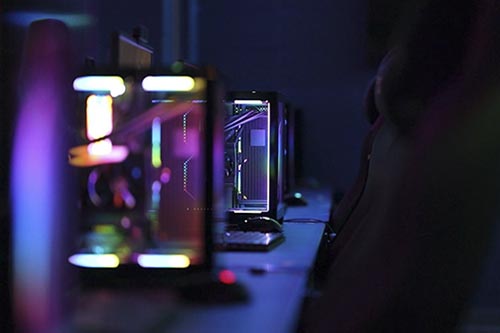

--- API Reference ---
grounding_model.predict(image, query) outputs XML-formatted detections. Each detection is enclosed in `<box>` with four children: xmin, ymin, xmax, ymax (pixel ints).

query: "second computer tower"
<box><xmin>224</xmin><ymin>91</ymin><xmax>286</xmax><ymax>224</ymax></box>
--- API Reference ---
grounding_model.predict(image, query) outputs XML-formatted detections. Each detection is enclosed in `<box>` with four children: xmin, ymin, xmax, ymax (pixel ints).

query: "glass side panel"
<box><xmin>69</xmin><ymin>74</ymin><xmax>208</xmax><ymax>268</ymax></box>
<box><xmin>224</xmin><ymin>100</ymin><xmax>270</xmax><ymax>214</ymax></box>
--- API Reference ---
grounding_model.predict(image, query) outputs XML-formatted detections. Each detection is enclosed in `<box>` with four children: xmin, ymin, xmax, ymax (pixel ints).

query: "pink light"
<box><xmin>160</xmin><ymin>167</ymin><xmax>172</xmax><ymax>183</ymax></box>
<box><xmin>218</xmin><ymin>269</ymin><xmax>237</xmax><ymax>285</ymax></box>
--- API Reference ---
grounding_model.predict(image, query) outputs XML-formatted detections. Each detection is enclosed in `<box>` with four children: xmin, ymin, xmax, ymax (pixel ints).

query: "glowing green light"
<box><xmin>151</xmin><ymin>118</ymin><xmax>162</xmax><ymax>168</ymax></box>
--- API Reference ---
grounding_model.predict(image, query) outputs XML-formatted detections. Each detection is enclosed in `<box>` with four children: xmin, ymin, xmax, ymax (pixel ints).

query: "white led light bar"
<box><xmin>68</xmin><ymin>253</ymin><xmax>120</xmax><ymax>268</ymax></box>
<box><xmin>142</xmin><ymin>76</ymin><xmax>195</xmax><ymax>92</ymax></box>
<box><xmin>137</xmin><ymin>254</ymin><xmax>190</xmax><ymax>268</ymax></box>
<box><xmin>73</xmin><ymin>76</ymin><xmax>126</xmax><ymax>97</ymax></box>
<box><xmin>233</xmin><ymin>100</ymin><xmax>265</xmax><ymax>105</ymax></box>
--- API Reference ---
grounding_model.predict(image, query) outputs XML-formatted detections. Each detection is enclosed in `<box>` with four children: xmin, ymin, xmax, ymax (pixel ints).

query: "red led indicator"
<box><xmin>218</xmin><ymin>269</ymin><xmax>236</xmax><ymax>285</ymax></box>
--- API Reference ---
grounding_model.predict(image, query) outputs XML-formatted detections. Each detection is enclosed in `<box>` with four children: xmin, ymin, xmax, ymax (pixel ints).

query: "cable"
<box><xmin>284</xmin><ymin>219</ymin><xmax>336</xmax><ymax>242</ymax></box>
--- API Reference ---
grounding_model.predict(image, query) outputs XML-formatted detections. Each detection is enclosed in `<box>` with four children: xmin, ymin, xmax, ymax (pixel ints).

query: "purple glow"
<box><xmin>121</xmin><ymin>217</ymin><xmax>132</xmax><ymax>229</ymax></box>
<box><xmin>11</xmin><ymin>19</ymin><xmax>72</xmax><ymax>332</ymax></box>
<box><xmin>119</xmin><ymin>188</ymin><xmax>136</xmax><ymax>209</ymax></box>
<box><xmin>152</xmin><ymin>180</ymin><xmax>162</xmax><ymax>192</ymax></box>
<box><xmin>87</xmin><ymin>169</ymin><xmax>102</xmax><ymax>206</ymax></box>
<box><xmin>160</xmin><ymin>168</ymin><xmax>172</xmax><ymax>183</ymax></box>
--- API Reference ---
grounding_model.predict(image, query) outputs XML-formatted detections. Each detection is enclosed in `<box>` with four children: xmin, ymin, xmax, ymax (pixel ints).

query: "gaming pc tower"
<box><xmin>66</xmin><ymin>30</ymin><xmax>225</xmax><ymax>284</ymax></box>
<box><xmin>224</xmin><ymin>91</ymin><xmax>287</xmax><ymax>225</ymax></box>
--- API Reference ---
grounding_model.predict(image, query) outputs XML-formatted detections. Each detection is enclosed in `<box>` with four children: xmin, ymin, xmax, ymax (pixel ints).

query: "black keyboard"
<box><xmin>215</xmin><ymin>231</ymin><xmax>285</xmax><ymax>251</ymax></box>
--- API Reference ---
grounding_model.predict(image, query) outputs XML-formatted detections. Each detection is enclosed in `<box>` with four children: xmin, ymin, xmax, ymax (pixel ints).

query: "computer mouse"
<box><xmin>240</xmin><ymin>216</ymin><xmax>283</xmax><ymax>233</ymax></box>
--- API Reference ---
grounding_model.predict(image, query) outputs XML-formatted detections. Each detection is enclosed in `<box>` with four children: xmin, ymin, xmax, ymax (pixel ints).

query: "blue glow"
<box><xmin>131</xmin><ymin>167</ymin><xmax>142</xmax><ymax>179</ymax></box>
<box><xmin>5</xmin><ymin>11</ymin><xmax>95</xmax><ymax>28</ymax></box>
<box><xmin>11</xmin><ymin>113</ymin><xmax>54</xmax><ymax>323</ymax></box>
<box><xmin>151</xmin><ymin>181</ymin><xmax>161</xmax><ymax>209</ymax></box>
<box><xmin>11</xmin><ymin>33</ymin><xmax>69</xmax><ymax>329</ymax></box>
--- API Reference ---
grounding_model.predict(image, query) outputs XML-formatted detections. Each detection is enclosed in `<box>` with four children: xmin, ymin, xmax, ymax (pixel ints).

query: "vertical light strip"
<box><xmin>86</xmin><ymin>94</ymin><xmax>113</xmax><ymax>140</ymax></box>
<box><xmin>266</xmin><ymin>102</ymin><xmax>271</xmax><ymax>211</ymax></box>
<box><xmin>182</xmin><ymin>113</ymin><xmax>188</xmax><ymax>143</ymax></box>
<box><xmin>149</xmin><ymin>181</ymin><xmax>162</xmax><ymax>235</ymax></box>
<box><xmin>152</xmin><ymin>181</ymin><xmax>162</xmax><ymax>208</ymax></box>
<box><xmin>12</xmin><ymin>106</ymin><xmax>55</xmax><ymax>332</ymax></box>
<box><xmin>151</xmin><ymin>117</ymin><xmax>162</xmax><ymax>168</ymax></box>
<box><xmin>237</xmin><ymin>137</ymin><xmax>242</xmax><ymax>194</ymax></box>
<box><xmin>5</xmin><ymin>11</ymin><xmax>94</xmax><ymax>29</ymax></box>
<box><xmin>183</xmin><ymin>156</ymin><xmax>195</xmax><ymax>199</ymax></box>
<box><xmin>183</xmin><ymin>159</ymin><xmax>189</xmax><ymax>194</ymax></box>
<box><xmin>11</xmin><ymin>19</ymin><xmax>71</xmax><ymax>332</ymax></box>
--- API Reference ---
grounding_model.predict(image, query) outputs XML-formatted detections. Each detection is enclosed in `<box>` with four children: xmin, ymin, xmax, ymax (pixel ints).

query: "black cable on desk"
<box><xmin>284</xmin><ymin>219</ymin><xmax>336</xmax><ymax>243</ymax></box>
<box><xmin>284</xmin><ymin>218</ymin><xmax>327</xmax><ymax>223</ymax></box>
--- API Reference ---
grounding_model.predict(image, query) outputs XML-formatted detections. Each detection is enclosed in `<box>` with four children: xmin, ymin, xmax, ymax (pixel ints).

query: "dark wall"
<box><xmin>197</xmin><ymin>0</ymin><xmax>375</xmax><ymax>190</ymax></box>
<box><xmin>94</xmin><ymin>1</ymin><xmax>163</xmax><ymax>67</ymax></box>
<box><xmin>3</xmin><ymin>0</ymin><xmax>399</xmax><ymax>193</ymax></box>
<box><xmin>2</xmin><ymin>0</ymin><xmax>406</xmax><ymax>239</ymax></box>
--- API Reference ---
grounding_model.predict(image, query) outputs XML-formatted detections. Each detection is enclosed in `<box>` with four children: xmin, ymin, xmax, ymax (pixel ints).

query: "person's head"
<box><xmin>373</xmin><ymin>0</ymin><xmax>478</xmax><ymax>132</ymax></box>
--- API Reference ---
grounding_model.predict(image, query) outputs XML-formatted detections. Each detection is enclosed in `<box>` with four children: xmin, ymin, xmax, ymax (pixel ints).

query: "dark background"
<box><xmin>1</xmin><ymin>1</ymin><xmax>409</xmax><ymax>330</ymax></box>
<box><xmin>1</xmin><ymin>0</ymin><xmax>413</xmax><ymax>191</ymax></box>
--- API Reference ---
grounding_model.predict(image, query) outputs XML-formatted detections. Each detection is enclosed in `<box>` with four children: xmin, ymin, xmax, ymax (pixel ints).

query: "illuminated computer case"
<box><xmin>224</xmin><ymin>91</ymin><xmax>286</xmax><ymax>224</ymax></box>
<box><xmin>67</xmin><ymin>67</ymin><xmax>224</xmax><ymax>286</ymax></box>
